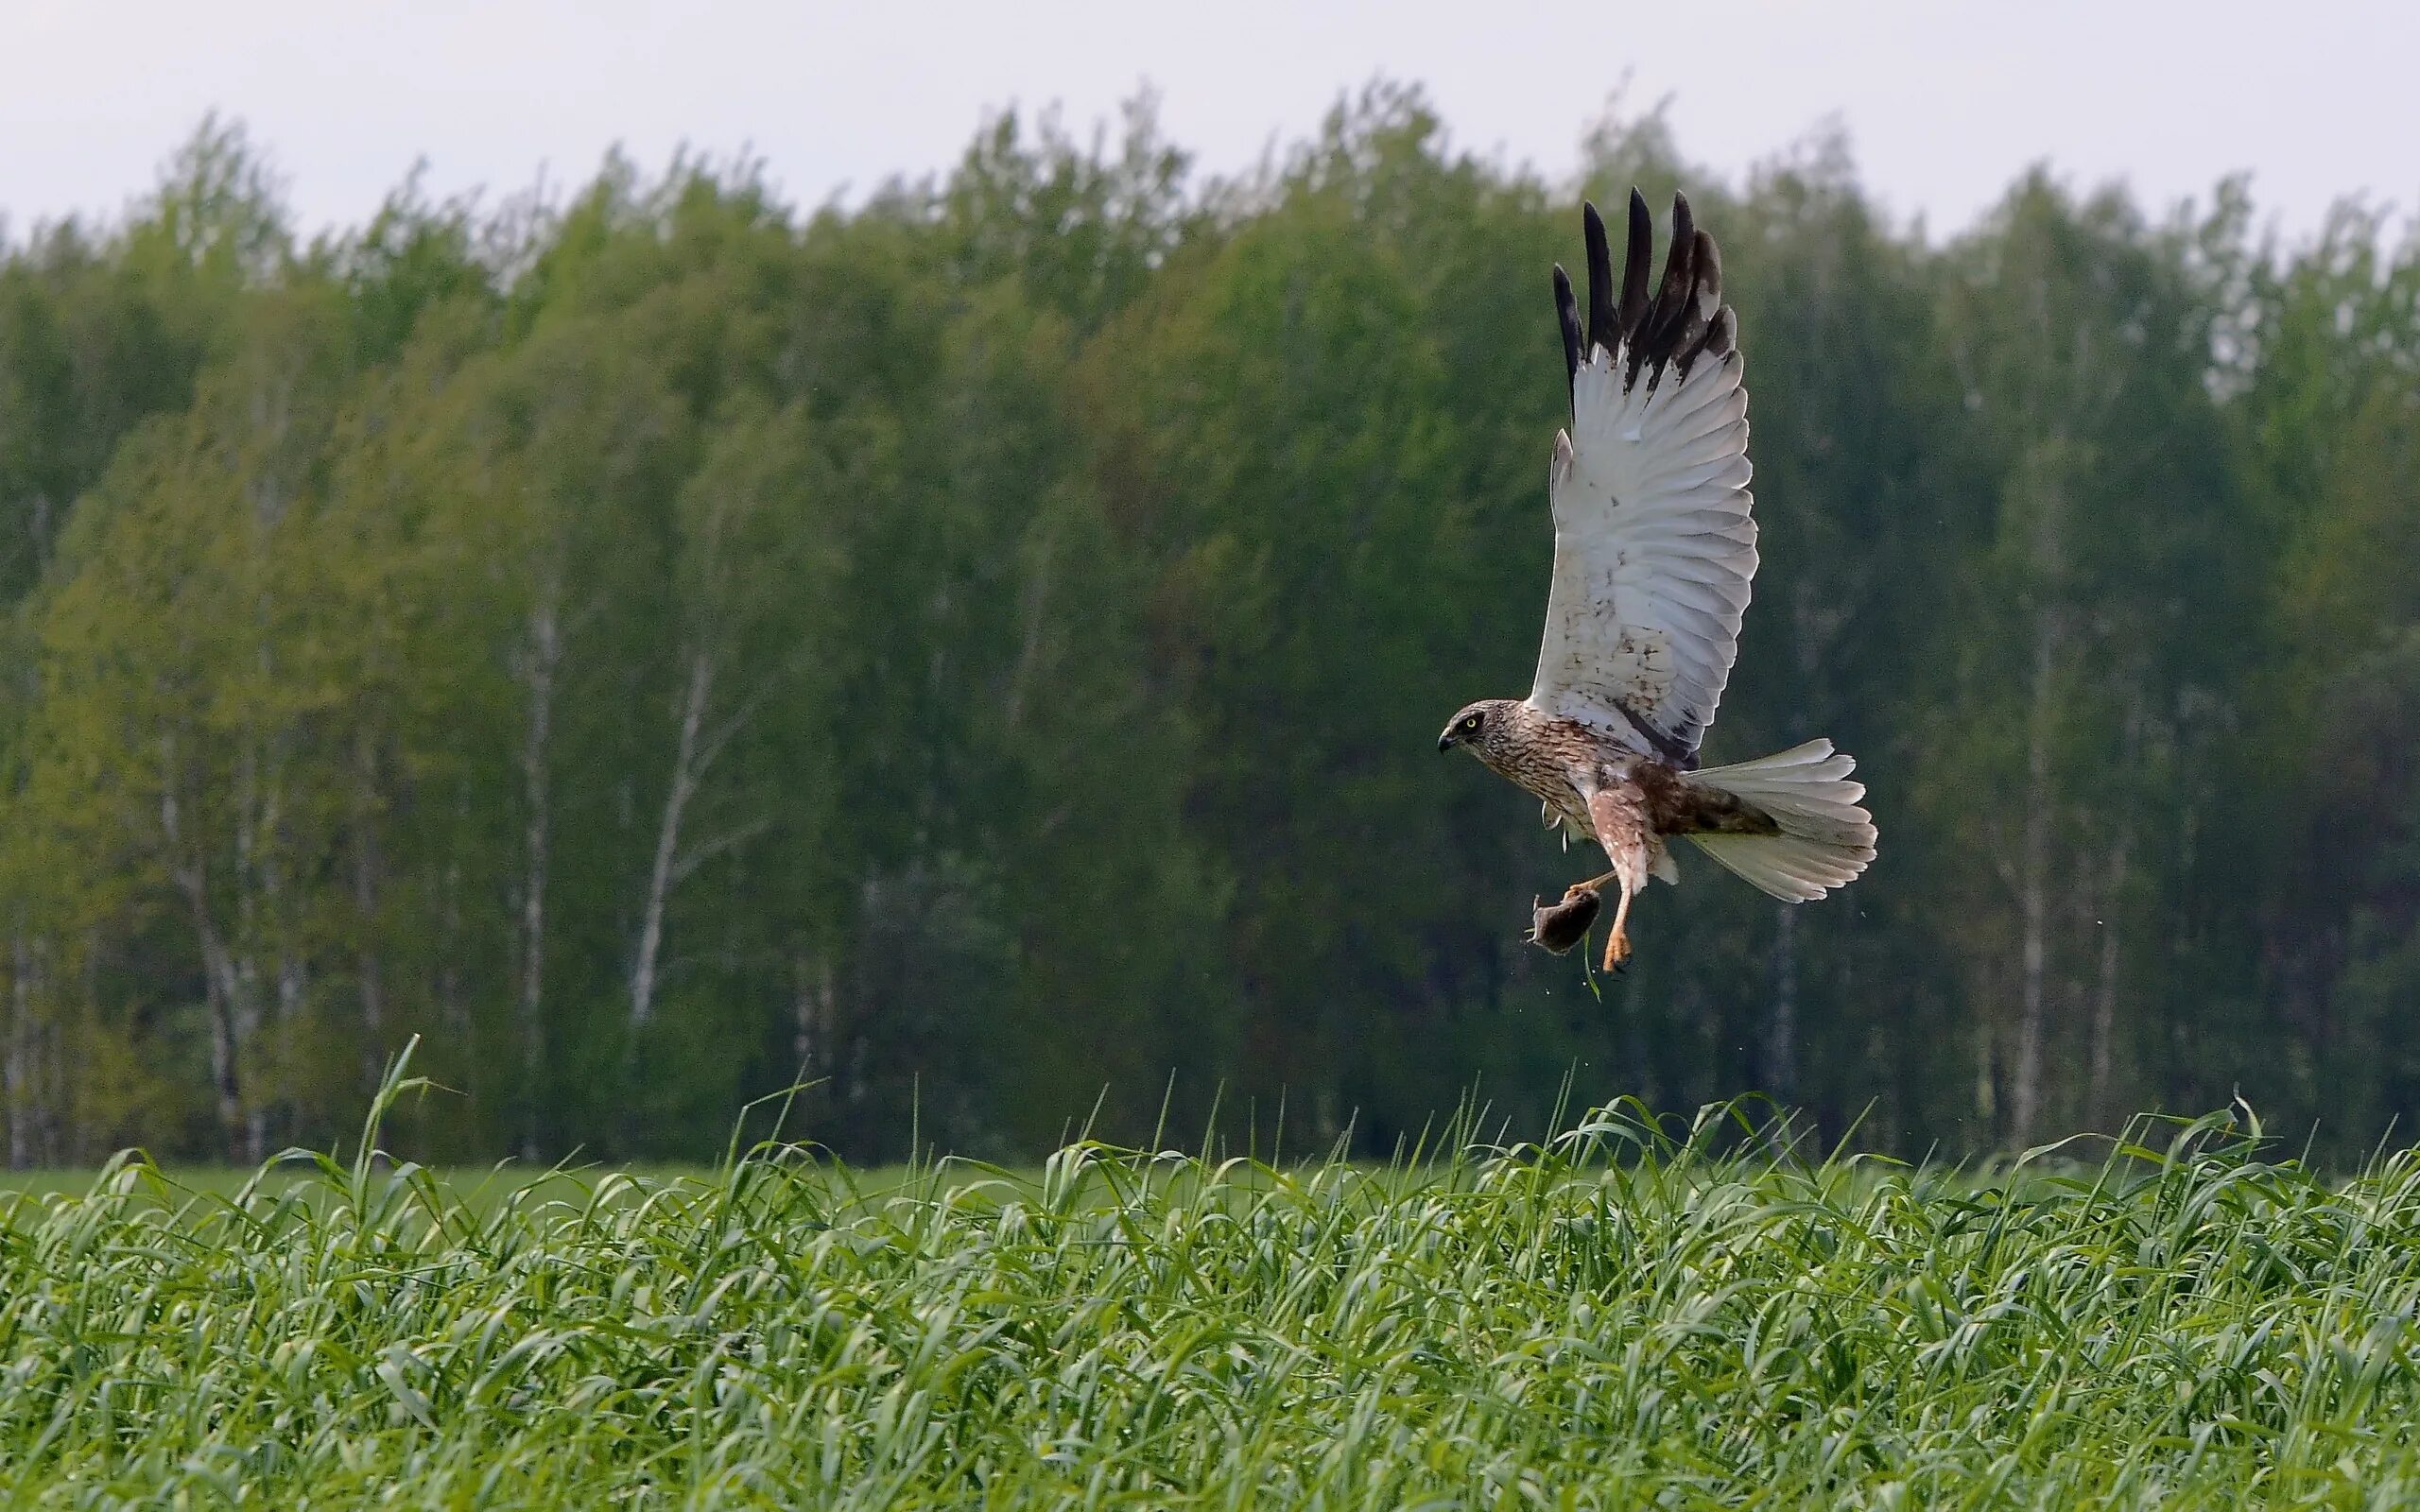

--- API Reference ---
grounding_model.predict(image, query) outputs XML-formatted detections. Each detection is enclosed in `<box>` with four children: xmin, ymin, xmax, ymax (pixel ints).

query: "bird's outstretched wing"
<box><xmin>1528</xmin><ymin>191</ymin><xmax>1755</xmax><ymax>766</ymax></box>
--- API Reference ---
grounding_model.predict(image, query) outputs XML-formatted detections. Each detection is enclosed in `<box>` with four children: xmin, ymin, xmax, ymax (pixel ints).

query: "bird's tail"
<box><xmin>1682</xmin><ymin>739</ymin><xmax>1876</xmax><ymax>902</ymax></box>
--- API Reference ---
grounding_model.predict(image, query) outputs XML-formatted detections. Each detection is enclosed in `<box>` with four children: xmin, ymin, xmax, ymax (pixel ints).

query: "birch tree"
<box><xmin>630</xmin><ymin>401</ymin><xmax>835</xmax><ymax>1033</ymax></box>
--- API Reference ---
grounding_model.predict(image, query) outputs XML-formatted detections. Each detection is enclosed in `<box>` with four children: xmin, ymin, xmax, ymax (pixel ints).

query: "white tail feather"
<box><xmin>1683</xmin><ymin>739</ymin><xmax>1876</xmax><ymax>902</ymax></box>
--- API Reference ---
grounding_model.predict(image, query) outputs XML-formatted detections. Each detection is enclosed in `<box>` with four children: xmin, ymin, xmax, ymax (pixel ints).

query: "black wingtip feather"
<box><xmin>1581</xmin><ymin>202</ymin><xmax>1616</xmax><ymax>361</ymax></box>
<box><xmin>1551</xmin><ymin>263</ymin><xmax>1583</xmax><ymax>408</ymax></box>
<box><xmin>1651</xmin><ymin>197</ymin><xmax>1697</xmax><ymax>330</ymax></box>
<box><xmin>1619</xmin><ymin>190</ymin><xmax>1652</xmax><ymax>341</ymax></box>
<box><xmin>1624</xmin><ymin>194</ymin><xmax>1696</xmax><ymax>388</ymax></box>
<box><xmin>1689</xmin><ymin>230</ymin><xmax>1721</xmax><ymax>314</ymax></box>
<box><xmin>1680</xmin><ymin>305</ymin><xmax>1736</xmax><ymax>379</ymax></box>
<box><xmin>1557</xmin><ymin>186</ymin><xmax>1737</xmax><ymax>397</ymax></box>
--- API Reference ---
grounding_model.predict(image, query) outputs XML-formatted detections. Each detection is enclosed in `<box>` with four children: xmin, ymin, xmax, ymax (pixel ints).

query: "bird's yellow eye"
<box><xmin>1461</xmin><ymin>714</ymin><xmax>1482</xmax><ymax>734</ymax></box>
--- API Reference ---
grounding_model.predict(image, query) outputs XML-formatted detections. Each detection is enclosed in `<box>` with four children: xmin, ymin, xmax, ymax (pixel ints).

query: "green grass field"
<box><xmin>5</xmin><ymin>1081</ymin><xmax>2419</xmax><ymax>1507</ymax></box>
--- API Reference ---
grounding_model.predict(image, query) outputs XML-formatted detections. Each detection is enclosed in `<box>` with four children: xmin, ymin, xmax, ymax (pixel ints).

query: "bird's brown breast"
<box><xmin>1483</xmin><ymin>717</ymin><xmax>1599</xmax><ymax>816</ymax></box>
<box><xmin>1482</xmin><ymin>718</ymin><xmax>1779</xmax><ymax>843</ymax></box>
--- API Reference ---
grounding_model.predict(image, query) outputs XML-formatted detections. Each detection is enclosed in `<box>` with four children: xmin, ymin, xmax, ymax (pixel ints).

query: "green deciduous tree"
<box><xmin>0</xmin><ymin>102</ymin><xmax>2412</xmax><ymax>1167</ymax></box>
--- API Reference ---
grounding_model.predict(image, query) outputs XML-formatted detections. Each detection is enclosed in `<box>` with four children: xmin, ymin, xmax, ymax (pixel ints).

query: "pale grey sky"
<box><xmin>4</xmin><ymin>2</ymin><xmax>2414</xmax><ymax>245</ymax></box>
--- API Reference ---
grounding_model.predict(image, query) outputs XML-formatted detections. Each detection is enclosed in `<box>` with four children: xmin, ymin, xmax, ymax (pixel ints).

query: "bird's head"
<box><xmin>1437</xmin><ymin>699</ymin><xmax>1517</xmax><ymax>760</ymax></box>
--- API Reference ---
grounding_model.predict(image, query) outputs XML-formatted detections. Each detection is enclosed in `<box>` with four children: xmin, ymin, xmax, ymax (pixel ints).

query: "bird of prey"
<box><xmin>1439</xmin><ymin>190</ymin><xmax>1876</xmax><ymax>971</ymax></box>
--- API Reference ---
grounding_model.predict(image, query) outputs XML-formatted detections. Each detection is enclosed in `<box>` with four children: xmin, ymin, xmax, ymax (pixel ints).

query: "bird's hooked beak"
<box><xmin>1437</xmin><ymin>722</ymin><xmax>1460</xmax><ymax>754</ymax></box>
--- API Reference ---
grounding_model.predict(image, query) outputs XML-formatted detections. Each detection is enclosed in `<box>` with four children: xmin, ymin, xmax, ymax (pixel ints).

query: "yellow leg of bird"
<box><xmin>1563</xmin><ymin>868</ymin><xmax>1621</xmax><ymax>901</ymax></box>
<box><xmin>1580</xmin><ymin>784</ymin><xmax>1650</xmax><ymax>972</ymax></box>
<box><xmin>1601</xmin><ymin>873</ymin><xmax>1634</xmax><ymax>971</ymax></box>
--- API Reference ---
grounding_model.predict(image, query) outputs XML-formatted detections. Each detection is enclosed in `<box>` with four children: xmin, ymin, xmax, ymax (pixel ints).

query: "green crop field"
<box><xmin>4</xmin><ymin>1074</ymin><xmax>2418</xmax><ymax>1506</ymax></box>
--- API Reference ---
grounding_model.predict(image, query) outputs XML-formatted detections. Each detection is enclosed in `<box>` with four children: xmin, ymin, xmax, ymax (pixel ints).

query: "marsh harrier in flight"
<box><xmin>1439</xmin><ymin>191</ymin><xmax>1876</xmax><ymax>971</ymax></box>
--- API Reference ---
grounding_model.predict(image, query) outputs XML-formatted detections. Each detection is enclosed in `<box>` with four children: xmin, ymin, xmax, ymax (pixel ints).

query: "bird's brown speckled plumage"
<box><xmin>1446</xmin><ymin>699</ymin><xmax>1774</xmax><ymax>844</ymax></box>
<box><xmin>1435</xmin><ymin>192</ymin><xmax>1876</xmax><ymax>969</ymax></box>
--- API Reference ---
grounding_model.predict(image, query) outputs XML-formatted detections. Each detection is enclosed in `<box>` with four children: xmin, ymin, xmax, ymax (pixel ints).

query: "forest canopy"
<box><xmin>2</xmin><ymin>91</ymin><xmax>2416</xmax><ymax>1167</ymax></box>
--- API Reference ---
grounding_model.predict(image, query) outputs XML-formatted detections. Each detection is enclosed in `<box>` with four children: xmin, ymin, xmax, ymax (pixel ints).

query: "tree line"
<box><xmin>2</xmin><ymin>91</ymin><xmax>2415</xmax><ymax>1167</ymax></box>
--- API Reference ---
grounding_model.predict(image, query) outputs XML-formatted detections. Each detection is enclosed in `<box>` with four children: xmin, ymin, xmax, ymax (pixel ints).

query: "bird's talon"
<box><xmin>1599</xmin><ymin>925</ymin><xmax>1632</xmax><ymax>972</ymax></box>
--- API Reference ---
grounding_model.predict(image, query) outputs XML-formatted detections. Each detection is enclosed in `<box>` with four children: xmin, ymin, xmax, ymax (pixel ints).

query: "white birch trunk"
<box><xmin>351</xmin><ymin>727</ymin><xmax>385</xmax><ymax>1089</ymax></box>
<box><xmin>516</xmin><ymin>590</ymin><xmax>562</xmax><ymax>1159</ymax></box>
<box><xmin>1768</xmin><ymin>902</ymin><xmax>1799</xmax><ymax>1106</ymax></box>
<box><xmin>793</xmin><ymin>952</ymin><xmax>837</xmax><ymax>1082</ymax></box>
<box><xmin>2088</xmin><ymin>824</ymin><xmax>2133</xmax><ymax>1126</ymax></box>
<box><xmin>2011</xmin><ymin>610</ymin><xmax>2059</xmax><ymax>1146</ymax></box>
<box><xmin>631</xmin><ymin>649</ymin><xmax>714</xmax><ymax>1032</ymax></box>
<box><xmin>6</xmin><ymin>930</ymin><xmax>32</xmax><ymax>1171</ymax></box>
<box><xmin>162</xmin><ymin>729</ymin><xmax>251</xmax><ymax>1155</ymax></box>
<box><xmin>438</xmin><ymin>844</ymin><xmax>466</xmax><ymax>1040</ymax></box>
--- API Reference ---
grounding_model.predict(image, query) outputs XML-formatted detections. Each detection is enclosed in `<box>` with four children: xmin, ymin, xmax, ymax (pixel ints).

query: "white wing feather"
<box><xmin>1527</xmin><ymin>341</ymin><xmax>1758</xmax><ymax>760</ymax></box>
